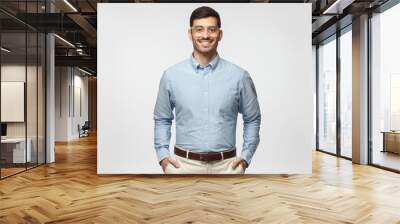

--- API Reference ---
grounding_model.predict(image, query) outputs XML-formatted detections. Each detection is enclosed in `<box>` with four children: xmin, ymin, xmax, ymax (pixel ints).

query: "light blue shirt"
<box><xmin>154</xmin><ymin>54</ymin><xmax>261</xmax><ymax>165</ymax></box>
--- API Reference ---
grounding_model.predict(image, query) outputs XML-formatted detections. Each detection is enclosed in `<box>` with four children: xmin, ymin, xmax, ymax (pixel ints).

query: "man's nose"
<box><xmin>201</xmin><ymin>30</ymin><xmax>210</xmax><ymax>38</ymax></box>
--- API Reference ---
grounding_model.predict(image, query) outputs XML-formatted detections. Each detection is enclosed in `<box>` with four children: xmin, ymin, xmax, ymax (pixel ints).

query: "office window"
<box><xmin>318</xmin><ymin>37</ymin><xmax>337</xmax><ymax>154</ymax></box>
<box><xmin>371</xmin><ymin>3</ymin><xmax>400</xmax><ymax>171</ymax></box>
<box><xmin>340</xmin><ymin>29</ymin><xmax>352</xmax><ymax>158</ymax></box>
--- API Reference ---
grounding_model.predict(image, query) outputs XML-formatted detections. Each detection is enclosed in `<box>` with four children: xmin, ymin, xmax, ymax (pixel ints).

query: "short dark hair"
<box><xmin>190</xmin><ymin>6</ymin><xmax>221</xmax><ymax>28</ymax></box>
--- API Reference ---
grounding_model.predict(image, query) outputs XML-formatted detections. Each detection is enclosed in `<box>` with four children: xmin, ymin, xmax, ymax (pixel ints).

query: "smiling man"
<box><xmin>154</xmin><ymin>6</ymin><xmax>261</xmax><ymax>174</ymax></box>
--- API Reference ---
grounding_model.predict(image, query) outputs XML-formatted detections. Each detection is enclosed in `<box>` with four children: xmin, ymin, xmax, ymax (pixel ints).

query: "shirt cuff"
<box><xmin>240</xmin><ymin>149</ymin><xmax>254</xmax><ymax>166</ymax></box>
<box><xmin>156</xmin><ymin>147</ymin><xmax>170</xmax><ymax>164</ymax></box>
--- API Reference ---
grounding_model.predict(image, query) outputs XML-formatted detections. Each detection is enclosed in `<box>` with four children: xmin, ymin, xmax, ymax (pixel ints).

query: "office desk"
<box><xmin>1</xmin><ymin>138</ymin><xmax>32</xmax><ymax>163</ymax></box>
<box><xmin>382</xmin><ymin>131</ymin><xmax>400</xmax><ymax>154</ymax></box>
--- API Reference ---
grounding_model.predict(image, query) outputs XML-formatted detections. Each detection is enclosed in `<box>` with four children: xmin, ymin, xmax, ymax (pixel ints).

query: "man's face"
<box><xmin>189</xmin><ymin>17</ymin><xmax>223</xmax><ymax>55</ymax></box>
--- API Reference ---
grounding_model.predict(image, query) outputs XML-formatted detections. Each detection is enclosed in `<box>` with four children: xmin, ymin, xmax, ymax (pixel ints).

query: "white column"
<box><xmin>45</xmin><ymin>0</ymin><xmax>56</xmax><ymax>163</ymax></box>
<box><xmin>46</xmin><ymin>32</ymin><xmax>55</xmax><ymax>163</ymax></box>
<box><xmin>352</xmin><ymin>14</ymin><xmax>369</xmax><ymax>164</ymax></box>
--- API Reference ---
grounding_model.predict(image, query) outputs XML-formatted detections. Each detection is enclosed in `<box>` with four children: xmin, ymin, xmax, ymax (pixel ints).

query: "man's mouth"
<box><xmin>198</xmin><ymin>40</ymin><xmax>213</xmax><ymax>47</ymax></box>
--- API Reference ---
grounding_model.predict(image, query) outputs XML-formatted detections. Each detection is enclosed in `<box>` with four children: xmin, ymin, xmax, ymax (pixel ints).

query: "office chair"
<box><xmin>79</xmin><ymin>121</ymin><xmax>90</xmax><ymax>138</ymax></box>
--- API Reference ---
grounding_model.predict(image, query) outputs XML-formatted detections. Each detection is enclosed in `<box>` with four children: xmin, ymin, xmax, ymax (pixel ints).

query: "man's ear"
<box><xmin>188</xmin><ymin>29</ymin><xmax>193</xmax><ymax>41</ymax></box>
<box><xmin>218</xmin><ymin>30</ymin><xmax>223</xmax><ymax>41</ymax></box>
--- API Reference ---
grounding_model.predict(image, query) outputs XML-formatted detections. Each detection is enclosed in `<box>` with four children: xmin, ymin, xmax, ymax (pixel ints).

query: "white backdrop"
<box><xmin>98</xmin><ymin>3</ymin><xmax>313</xmax><ymax>174</ymax></box>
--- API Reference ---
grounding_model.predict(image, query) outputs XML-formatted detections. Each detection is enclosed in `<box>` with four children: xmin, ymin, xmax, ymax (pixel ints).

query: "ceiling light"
<box><xmin>322</xmin><ymin>0</ymin><xmax>354</xmax><ymax>15</ymax></box>
<box><xmin>1</xmin><ymin>47</ymin><xmax>11</xmax><ymax>53</ymax></box>
<box><xmin>78</xmin><ymin>67</ymin><xmax>93</xmax><ymax>76</ymax></box>
<box><xmin>54</xmin><ymin>34</ymin><xmax>75</xmax><ymax>48</ymax></box>
<box><xmin>63</xmin><ymin>0</ymin><xmax>78</xmax><ymax>12</ymax></box>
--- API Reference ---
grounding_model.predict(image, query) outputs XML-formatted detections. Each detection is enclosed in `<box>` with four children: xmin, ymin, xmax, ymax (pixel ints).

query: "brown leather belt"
<box><xmin>174</xmin><ymin>146</ymin><xmax>236</xmax><ymax>162</ymax></box>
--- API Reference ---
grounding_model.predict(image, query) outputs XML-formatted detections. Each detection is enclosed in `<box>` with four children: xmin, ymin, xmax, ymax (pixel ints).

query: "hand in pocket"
<box><xmin>161</xmin><ymin>156</ymin><xmax>181</xmax><ymax>173</ymax></box>
<box><xmin>231</xmin><ymin>157</ymin><xmax>248</xmax><ymax>170</ymax></box>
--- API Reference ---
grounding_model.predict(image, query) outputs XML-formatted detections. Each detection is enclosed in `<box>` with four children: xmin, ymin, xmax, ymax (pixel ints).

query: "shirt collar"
<box><xmin>190</xmin><ymin>53</ymin><xmax>220</xmax><ymax>71</ymax></box>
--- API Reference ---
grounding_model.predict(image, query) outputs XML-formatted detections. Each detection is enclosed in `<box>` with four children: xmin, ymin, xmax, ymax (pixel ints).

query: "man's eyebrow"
<box><xmin>192</xmin><ymin>25</ymin><xmax>218</xmax><ymax>28</ymax></box>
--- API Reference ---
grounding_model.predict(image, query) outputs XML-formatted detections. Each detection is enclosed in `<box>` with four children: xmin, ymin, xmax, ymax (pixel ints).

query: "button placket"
<box><xmin>205</xmin><ymin>67</ymin><xmax>211</xmax><ymax>149</ymax></box>
<box><xmin>200</xmin><ymin>69</ymin><xmax>208</xmax><ymax>147</ymax></box>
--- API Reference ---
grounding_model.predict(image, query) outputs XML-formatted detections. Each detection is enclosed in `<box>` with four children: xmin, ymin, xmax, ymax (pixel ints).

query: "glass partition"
<box><xmin>0</xmin><ymin>1</ymin><xmax>46</xmax><ymax>179</ymax></box>
<box><xmin>27</xmin><ymin>30</ymin><xmax>38</xmax><ymax>169</ymax></box>
<box><xmin>0</xmin><ymin>31</ymin><xmax>28</xmax><ymax>177</ymax></box>
<box><xmin>38</xmin><ymin>32</ymin><xmax>45</xmax><ymax>165</ymax></box>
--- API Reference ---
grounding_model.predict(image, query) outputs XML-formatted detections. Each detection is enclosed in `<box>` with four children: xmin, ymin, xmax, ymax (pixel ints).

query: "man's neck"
<box><xmin>193</xmin><ymin>51</ymin><xmax>217</xmax><ymax>66</ymax></box>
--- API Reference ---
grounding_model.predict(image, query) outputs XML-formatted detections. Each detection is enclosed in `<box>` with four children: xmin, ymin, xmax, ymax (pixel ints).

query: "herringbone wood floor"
<box><xmin>1</xmin><ymin>134</ymin><xmax>400</xmax><ymax>224</ymax></box>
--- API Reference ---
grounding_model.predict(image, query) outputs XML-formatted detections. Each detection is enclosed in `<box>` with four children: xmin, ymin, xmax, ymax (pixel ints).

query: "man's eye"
<box><xmin>195</xmin><ymin>28</ymin><xmax>203</xmax><ymax>32</ymax></box>
<box><xmin>209</xmin><ymin>28</ymin><xmax>217</xmax><ymax>33</ymax></box>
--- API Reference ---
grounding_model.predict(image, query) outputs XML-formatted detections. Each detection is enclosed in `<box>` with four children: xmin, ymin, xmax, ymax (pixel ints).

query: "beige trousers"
<box><xmin>164</xmin><ymin>153</ymin><xmax>245</xmax><ymax>174</ymax></box>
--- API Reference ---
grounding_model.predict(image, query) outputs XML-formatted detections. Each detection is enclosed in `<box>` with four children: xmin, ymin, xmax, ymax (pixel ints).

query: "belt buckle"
<box><xmin>199</xmin><ymin>153</ymin><xmax>207</xmax><ymax>161</ymax></box>
<box><xmin>199</xmin><ymin>152</ymin><xmax>212</xmax><ymax>162</ymax></box>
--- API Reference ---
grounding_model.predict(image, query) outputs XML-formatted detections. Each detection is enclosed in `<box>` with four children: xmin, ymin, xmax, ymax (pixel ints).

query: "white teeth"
<box><xmin>198</xmin><ymin>40</ymin><xmax>212</xmax><ymax>48</ymax></box>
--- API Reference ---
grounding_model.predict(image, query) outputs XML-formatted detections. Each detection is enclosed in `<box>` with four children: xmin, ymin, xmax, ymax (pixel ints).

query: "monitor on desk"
<box><xmin>1</xmin><ymin>123</ymin><xmax>7</xmax><ymax>138</ymax></box>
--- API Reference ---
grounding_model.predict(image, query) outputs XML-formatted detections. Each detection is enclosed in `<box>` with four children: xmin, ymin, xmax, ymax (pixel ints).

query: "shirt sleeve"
<box><xmin>153</xmin><ymin>72</ymin><xmax>175</xmax><ymax>163</ymax></box>
<box><xmin>238</xmin><ymin>71</ymin><xmax>261</xmax><ymax>166</ymax></box>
